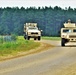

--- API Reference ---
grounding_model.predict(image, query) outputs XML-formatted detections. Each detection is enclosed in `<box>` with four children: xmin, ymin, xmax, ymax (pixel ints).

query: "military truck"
<box><xmin>61</xmin><ymin>19</ymin><xmax>76</xmax><ymax>46</ymax></box>
<box><xmin>24</xmin><ymin>23</ymin><xmax>42</xmax><ymax>40</ymax></box>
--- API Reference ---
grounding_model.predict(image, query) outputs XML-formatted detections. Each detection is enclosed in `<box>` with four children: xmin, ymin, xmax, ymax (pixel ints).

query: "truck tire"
<box><xmin>34</xmin><ymin>38</ymin><xmax>36</xmax><ymax>40</ymax></box>
<box><xmin>27</xmin><ymin>36</ymin><xmax>30</xmax><ymax>40</ymax></box>
<box><xmin>38</xmin><ymin>36</ymin><xmax>41</xmax><ymax>40</ymax></box>
<box><xmin>61</xmin><ymin>38</ymin><xmax>65</xmax><ymax>46</ymax></box>
<box><xmin>24</xmin><ymin>35</ymin><xmax>26</xmax><ymax>39</ymax></box>
<box><xmin>26</xmin><ymin>36</ymin><xmax>30</xmax><ymax>40</ymax></box>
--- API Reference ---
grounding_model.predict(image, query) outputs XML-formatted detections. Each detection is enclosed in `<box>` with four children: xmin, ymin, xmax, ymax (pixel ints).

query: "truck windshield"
<box><xmin>63</xmin><ymin>29</ymin><xmax>72</xmax><ymax>33</ymax></box>
<box><xmin>28</xmin><ymin>27</ymin><xmax>38</xmax><ymax>30</ymax></box>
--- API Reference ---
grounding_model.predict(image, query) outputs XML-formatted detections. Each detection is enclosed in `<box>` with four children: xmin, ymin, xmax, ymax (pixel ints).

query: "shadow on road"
<box><xmin>56</xmin><ymin>44</ymin><xmax>76</xmax><ymax>47</ymax></box>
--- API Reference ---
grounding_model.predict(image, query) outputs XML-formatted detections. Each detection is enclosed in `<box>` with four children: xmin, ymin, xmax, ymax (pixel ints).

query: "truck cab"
<box><xmin>24</xmin><ymin>23</ymin><xmax>42</xmax><ymax>40</ymax></box>
<box><xmin>61</xmin><ymin>20</ymin><xmax>76</xmax><ymax>46</ymax></box>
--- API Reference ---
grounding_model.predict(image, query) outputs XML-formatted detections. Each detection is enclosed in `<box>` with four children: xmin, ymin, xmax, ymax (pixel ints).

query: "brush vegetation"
<box><xmin>0</xmin><ymin>36</ymin><xmax>40</xmax><ymax>56</ymax></box>
<box><xmin>42</xmin><ymin>36</ymin><xmax>61</xmax><ymax>40</ymax></box>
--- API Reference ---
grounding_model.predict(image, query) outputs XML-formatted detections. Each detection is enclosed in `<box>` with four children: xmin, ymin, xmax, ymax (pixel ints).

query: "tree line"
<box><xmin>0</xmin><ymin>6</ymin><xmax>76</xmax><ymax>36</ymax></box>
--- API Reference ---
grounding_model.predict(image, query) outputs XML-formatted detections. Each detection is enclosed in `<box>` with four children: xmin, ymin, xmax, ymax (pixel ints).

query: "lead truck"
<box><xmin>24</xmin><ymin>23</ymin><xmax>42</xmax><ymax>40</ymax></box>
<box><xmin>61</xmin><ymin>20</ymin><xmax>76</xmax><ymax>46</ymax></box>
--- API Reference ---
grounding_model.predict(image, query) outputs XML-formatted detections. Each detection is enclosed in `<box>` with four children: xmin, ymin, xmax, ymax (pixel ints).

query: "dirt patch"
<box><xmin>0</xmin><ymin>42</ymin><xmax>54</xmax><ymax>62</ymax></box>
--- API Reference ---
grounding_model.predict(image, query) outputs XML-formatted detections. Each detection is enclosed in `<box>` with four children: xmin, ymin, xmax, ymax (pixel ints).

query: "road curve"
<box><xmin>0</xmin><ymin>40</ymin><xmax>76</xmax><ymax>75</ymax></box>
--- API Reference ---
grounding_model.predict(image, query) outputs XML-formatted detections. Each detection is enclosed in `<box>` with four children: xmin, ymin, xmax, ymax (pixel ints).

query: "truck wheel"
<box><xmin>28</xmin><ymin>36</ymin><xmax>30</xmax><ymax>40</ymax></box>
<box><xmin>26</xmin><ymin>36</ymin><xmax>30</xmax><ymax>40</ymax></box>
<box><xmin>38</xmin><ymin>36</ymin><xmax>41</xmax><ymax>40</ymax></box>
<box><xmin>61</xmin><ymin>38</ymin><xmax>65</xmax><ymax>46</ymax></box>
<box><xmin>24</xmin><ymin>35</ymin><xmax>26</xmax><ymax>40</ymax></box>
<box><xmin>34</xmin><ymin>38</ymin><xmax>36</xmax><ymax>40</ymax></box>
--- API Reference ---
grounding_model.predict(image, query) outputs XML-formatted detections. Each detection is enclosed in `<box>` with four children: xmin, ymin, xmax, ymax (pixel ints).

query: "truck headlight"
<box><xmin>62</xmin><ymin>35</ymin><xmax>66</xmax><ymax>37</ymax></box>
<box><xmin>62</xmin><ymin>35</ymin><xmax>69</xmax><ymax>38</ymax></box>
<box><xmin>38</xmin><ymin>32</ymin><xmax>41</xmax><ymax>35</ymax></box>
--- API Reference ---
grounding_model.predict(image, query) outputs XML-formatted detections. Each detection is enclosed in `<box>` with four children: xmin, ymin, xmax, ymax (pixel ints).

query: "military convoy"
<box><xmin>24</xmin><ymin>20</ymin><xmax>76</xmax><ymax>45</ymax></box>
<box><xmin>24</xmin><ymin>23</ymin><xmax>42</xmax><ymax>40</ymax></box>
<box><xmin>61</xmin><ymin>19</ymin><xmax>76</xmax><ymax>46</ymax></box>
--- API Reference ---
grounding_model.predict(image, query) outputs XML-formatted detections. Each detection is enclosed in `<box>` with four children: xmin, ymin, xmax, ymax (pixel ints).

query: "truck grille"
<box><xmin>69</xmin><ymin>35</ymin><xmax>76</xmax><ymax>38</ymax></box>
<box><xmin>31</xmin><ymin>32</ymin><xmax>38</xmax><ymax>34</ymax></box>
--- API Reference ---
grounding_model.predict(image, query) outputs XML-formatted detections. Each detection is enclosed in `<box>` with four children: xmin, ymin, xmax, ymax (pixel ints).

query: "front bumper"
<box><xmin>69</xmin><ymin>38</ymin><xmax>76</xmax><ymax>42</ymax></box>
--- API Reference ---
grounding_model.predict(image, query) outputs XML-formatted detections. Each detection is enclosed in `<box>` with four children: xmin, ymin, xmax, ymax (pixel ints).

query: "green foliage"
<box><xmin>11</xmin><ymin>34</ymin><xmax>18</xmax><ymax>41</ymax></box>
<box><xmin>0</xmin><ymin>34</ymin><xmax>18</xmax><ymax>43</ymax></box>
<box><xmin>0</xmin><ymin>42</ymin><xmax>20</xmax><ymax>50</ymax></box>
<box><xmin>0</xmin><ymin>36</ymin><xmax>40</xmax><ymax>56</ymax></box>
<box><xmin>3</xmin><ymin>35</ymin><xmax>11</xmax><ymax>42</ymax></box>
<box><xmin>42</xmin><ymin>36</ymin><xmax>60</xmax><ymax>40</ymax></box>
<box><xmin>0</xmin><ymin>36</ymin><xmax>3</xmax><ymax>43</ymax></box>
<box><xmin>0</xmin><ymin>6</ymin><xmax>76</xmax><ymax>36</ymax></box>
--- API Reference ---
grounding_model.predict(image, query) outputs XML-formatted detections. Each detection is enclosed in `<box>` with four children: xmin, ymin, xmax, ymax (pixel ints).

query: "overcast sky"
<box><xmin>0</xmin><ymin>0</ymin><xmax>76</xmax><ymax>9</ymax></box>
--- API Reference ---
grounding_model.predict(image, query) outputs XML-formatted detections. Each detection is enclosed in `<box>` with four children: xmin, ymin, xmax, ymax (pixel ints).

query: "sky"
<box><xmin>0</xmin><ymin>0</ymin><xmax>76</xmax><ymax>9</ymax></box>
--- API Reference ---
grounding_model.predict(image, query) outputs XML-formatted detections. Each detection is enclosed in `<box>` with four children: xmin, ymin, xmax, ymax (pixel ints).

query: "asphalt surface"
<box><xmin>0</xmin><ymin>40</ymin><xmax>76</xmax><ymax>75</ymax></box>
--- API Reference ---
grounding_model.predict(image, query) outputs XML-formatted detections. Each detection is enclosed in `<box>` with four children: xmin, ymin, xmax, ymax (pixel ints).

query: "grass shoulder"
<box><xmin>0</xmin><ymin>36</ymin><xmax>40</xmax><ymax>59</ymax></box>
<box><xmin>42</xmin><ymin>36</ymin><xmax>61</xmax><ymax>41</ymax></box>
<box><xmin>0</xmin><ymin>36</ymin><xmax>53</xmax><ymax>61</ymax></box>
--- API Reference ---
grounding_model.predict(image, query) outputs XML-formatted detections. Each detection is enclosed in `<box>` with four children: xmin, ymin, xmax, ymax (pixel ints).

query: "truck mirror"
<box><xmin>41</xmin><ymin>30</ymin><xmax>43</xmax><ymax>32</ymax></box>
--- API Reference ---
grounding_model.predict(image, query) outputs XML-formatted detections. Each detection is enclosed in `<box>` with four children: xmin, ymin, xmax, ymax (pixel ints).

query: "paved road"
<box><xmin>0</xmin><ymin>40</ymin><xmax>76</xmax><ymax>75</ymax></box>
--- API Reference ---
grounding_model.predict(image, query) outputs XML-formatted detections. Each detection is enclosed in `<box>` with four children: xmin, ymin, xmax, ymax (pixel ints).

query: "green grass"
<box><xmin>42</xmin><ymin>36</ymin><xmax>61</xmax><ymax>40</ymax></box>
<box><xmin>0</xmin><ymin>36</ymin><xmax>60</xmax><ymax>57</ymax></box>
<box><xmin>0</xmin><ymin>36</ymin><xmax>40</xmax><ymax>56</ymax></box>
